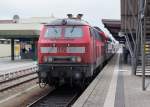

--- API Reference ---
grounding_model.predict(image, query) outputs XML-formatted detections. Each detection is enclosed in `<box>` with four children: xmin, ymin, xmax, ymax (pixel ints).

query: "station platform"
<box><xmin>73</xmin><ymin>49</ymin><xmax>150</xmax><ymax>107</ymax></box>
<box><xmin>0</xmin><ymin>57</ymin><xmax>37</xmax><ymax>75</ymax></box>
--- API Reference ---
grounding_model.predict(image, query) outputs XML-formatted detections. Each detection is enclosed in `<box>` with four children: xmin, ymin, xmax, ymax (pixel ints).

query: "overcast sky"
<box><xmin>0</xmin><ymin>0</ymin><xmax>120</xmax><ymax>32</ymax></box>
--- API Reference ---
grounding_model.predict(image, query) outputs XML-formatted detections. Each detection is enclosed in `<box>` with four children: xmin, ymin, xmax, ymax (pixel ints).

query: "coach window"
<box><xmin>107</xmin><ymin>38</ymin><xmax>112</xmax><ymax>43</ymax></box>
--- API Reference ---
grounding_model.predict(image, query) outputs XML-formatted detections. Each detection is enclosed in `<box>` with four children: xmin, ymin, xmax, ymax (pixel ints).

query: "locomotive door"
<box><xmin>93</xmin><ymin>30</ymin><xmax>103</xmax><ymax>67</ymax></box>
<box><xmin>89</xmin><ymin>28</ymin><xmax>97</xmax><ymax>68</ymax></box>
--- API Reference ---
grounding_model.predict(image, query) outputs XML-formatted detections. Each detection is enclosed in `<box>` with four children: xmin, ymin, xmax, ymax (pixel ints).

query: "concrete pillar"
<box><xmin>11</xmin><ymin>38</ymin><xmax>15</xmax><ymax>61</ymax></box>
<box><xmin>131</xmin><ymin>56</ymin><xmax>136</xmax><ymax>75</ymax></box>
<box><xmin>33</xmin><ymin>40</ymin><xmax>37</xmax><ymax>61</ymax></box>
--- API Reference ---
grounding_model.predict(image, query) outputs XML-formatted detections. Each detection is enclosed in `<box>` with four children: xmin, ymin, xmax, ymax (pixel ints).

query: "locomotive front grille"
<box><xmin>53</xmin><ymin>57</ymin><xmax>72</xmax><ymax>62</ymax></box>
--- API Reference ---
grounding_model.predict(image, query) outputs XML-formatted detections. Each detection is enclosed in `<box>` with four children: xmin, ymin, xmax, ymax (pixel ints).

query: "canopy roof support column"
<box><xmin>11</xmin><ymin>38</ymin><xmax>14</xmax><ymax>61</ymax></box>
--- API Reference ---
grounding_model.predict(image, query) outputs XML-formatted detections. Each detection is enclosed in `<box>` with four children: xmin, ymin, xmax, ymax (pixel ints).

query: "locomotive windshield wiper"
<box><xmin>53</xmin><ymin>27</ymin><xmax>58</xmax><ymax>33</ymax></box>
<box><xmin>50</xmin><ymin>26</ymin><xmax>62</xmax><ymax>39</ymax></box>
<box><xmin>52</xmin><ymin>26</ymin><xmax>58</xmax><ymax>34</ymax></box>
<box><xmin>70</xmin><ymin>26</ymin><xmax>75</xmax><ymax>33</ymax></box>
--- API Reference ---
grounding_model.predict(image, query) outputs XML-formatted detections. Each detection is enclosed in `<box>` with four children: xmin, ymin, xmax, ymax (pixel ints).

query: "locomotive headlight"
<box><xmin>48</xmin><ymin>57</ymin><xmax>53</xmax><ymax>62</ymax></box>
<box><xmin>76</xmin><ymin>57</ymin><xmax>82</xmax><ymax>62</ymax></box>
<box><xmin>43</xmin><ymin>56</ymin><xmax>48</xmax><ymax>63</ymax></box>
<box><xmin>72</xmin><ymin>57</ymin><xmax>76</xmax><ymax>62</ymax></box>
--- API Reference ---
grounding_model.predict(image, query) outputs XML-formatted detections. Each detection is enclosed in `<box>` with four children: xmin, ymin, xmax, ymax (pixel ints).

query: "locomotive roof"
<box><xmin>46</xmin><ymin>18</ymin><xmax>89</xmax><ymax>26</ymax></box>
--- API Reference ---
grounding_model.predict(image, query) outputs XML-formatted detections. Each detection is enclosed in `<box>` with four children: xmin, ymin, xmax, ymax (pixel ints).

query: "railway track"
<box><xmin>26</xmin><ymin>62</ymin><xmax>107</xmax><ymax>107</ymax></box>
<box><xmin>27</xmin><ymin>85</ymin><xmax>81</xmax><ymax>107</ymax></box>
<box><xmin>0</xmin><ymin>67</ymin><xmax>38</xmax><ymax>92</ymax></box>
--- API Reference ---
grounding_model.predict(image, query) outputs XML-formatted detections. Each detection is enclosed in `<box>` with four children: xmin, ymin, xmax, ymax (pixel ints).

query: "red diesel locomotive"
<box><xmin>38</xmin><ymin>14</ymin><xmax>117</xmax><ymax>87</ymax></box>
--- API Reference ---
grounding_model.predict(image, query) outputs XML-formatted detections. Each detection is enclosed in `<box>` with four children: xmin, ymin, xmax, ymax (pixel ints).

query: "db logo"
<box><xmin>57</xmin><ymin>47</ymin><xmax>66</xmax><ymax>53</ymax></box>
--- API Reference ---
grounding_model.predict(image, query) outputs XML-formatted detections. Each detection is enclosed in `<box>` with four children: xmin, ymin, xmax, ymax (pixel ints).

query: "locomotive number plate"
<box><xmin>57</xmin><ymin>47</ymin><xmax>66</xmax><ymax>53</ymax></box>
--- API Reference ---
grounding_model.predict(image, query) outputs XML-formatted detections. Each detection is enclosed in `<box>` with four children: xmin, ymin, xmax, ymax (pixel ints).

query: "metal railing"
<box><xmin>122</xmin><ymin>0</ymin><xmax>149</xmax><ymax>90</ymax></box>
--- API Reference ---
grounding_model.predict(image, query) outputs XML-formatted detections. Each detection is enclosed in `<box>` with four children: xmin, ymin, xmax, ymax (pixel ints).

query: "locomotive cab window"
<box><xmin>45</xmin><ymin>26</ymin><xmax>62</xmax><ymax>38</ymax></box>
<box><xmin>64</xmin><ymin>26</ymin><xmax>83</xmax><ymax>38</ymax></box>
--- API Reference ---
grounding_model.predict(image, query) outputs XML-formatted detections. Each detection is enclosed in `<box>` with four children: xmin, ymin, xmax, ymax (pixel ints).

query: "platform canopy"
<box><xmin>0</xmin><ymin>24</ymin><xmax>42</xmax><ymax>39</ymax></box>
<box><xmin>0</xmin><ymin>17</ymin><xmax>56</xmax><ymax>39</ymax></box>
<box><xmin>102</xmin><ymin>19</ymin><xmax>125</xmax><ymax>43</ymax></box>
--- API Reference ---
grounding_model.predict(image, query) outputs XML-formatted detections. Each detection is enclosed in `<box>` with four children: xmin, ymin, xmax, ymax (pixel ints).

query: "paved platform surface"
<box><xmin>0</xmin><ymin>57</ymin><xmax>37</xmax><ymax>75</ymax></box>
<box><xmin>73</xmin><ymin>49</ymin><xmax>150</xmax><ymax>107</ymax></box>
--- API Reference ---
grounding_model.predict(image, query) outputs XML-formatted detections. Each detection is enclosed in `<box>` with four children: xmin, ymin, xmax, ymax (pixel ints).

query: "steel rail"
<box><xmin>0</xmin><ymin>72</ymin><xmax>37</xmax><ymax>84</ymax></box>
<box><xmin>0</xmin><ymin>66</ymin><xmax>38</xmax><ymax>82</ymax></box>
<box><xmin>0</xmin><ymin>73</ymin><xmax>38</xmax><ymax>92</ymax></box>
<box><xmin>27</xmin><ymin>85</ymin><xmax>80</xmax><ymax>107</ymax></box>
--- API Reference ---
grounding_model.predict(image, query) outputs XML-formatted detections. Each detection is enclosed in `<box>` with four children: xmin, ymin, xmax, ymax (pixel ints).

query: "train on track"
<box><xmin>37</xmin><ymin>14</ymin><xmax>119</xmax><ymax>87</ymax></box>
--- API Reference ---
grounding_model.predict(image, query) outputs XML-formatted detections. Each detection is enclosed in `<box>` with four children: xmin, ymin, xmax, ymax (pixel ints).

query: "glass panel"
<box><xmin>64</xmin><ymin>27</ymin><xmax>83</xmax><ymax>38</ymax></box>
<box><xmin>45</xmin><ymin>26</ymin><xmax>62</xmax><ymax>38</ymax></box>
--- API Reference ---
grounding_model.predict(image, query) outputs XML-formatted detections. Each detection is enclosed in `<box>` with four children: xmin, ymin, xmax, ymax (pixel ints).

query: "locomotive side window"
<box><xmin>94</xmin><ymin>30</ymin><xmax>102</xmax><ymax>42</ymax></box>
<box><xmin>64</xmin><ymin>26</ymin><xmax>83</xmax><ymax>38</ymax></box>
<box><xmin>89</xmin><ymin>28</ymin><xmax>96</xmax><ymax>38</ymax></box>
<box><xmin>45</xmin><ymin>26</ymin><xmax>62</xmax><ymax>38</ymax></box>
<box><xmin>98</xmin><ymin>33</ymin><xmax>104</xmax><ymax>42</ymax></box>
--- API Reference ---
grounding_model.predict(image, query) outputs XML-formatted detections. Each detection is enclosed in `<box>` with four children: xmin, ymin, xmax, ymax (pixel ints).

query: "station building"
<box><xmin>0</xmin><ymin>15</ymin><xmax>56</xmax><ymax>60</ymax></box>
